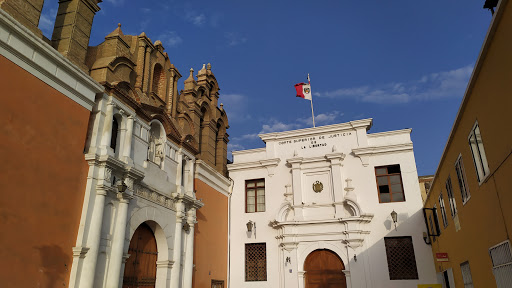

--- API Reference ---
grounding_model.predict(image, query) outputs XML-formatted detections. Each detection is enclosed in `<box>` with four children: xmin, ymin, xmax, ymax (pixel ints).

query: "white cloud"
<box><xmin>315</xmin><ymin>64</ymin><xmax>474</xmax><ymax>104</ymax></box>
<box><xmin>232</xmin><ymin>134</ymin><xmax>259</xmax><ymax>141</ymax></box>
<box><xmin>259</xmin><ymin>110</ymin><xmax>344</xmax><ymax>134</ymax></box>
<box><xmin>185</xmin><ymin>11</ymin><xmax>206</xmax><ymax>26</ymax></box>
<box><xmin>225</xmin><ymin>32</ymin><xmax>247</xmax><ymax>46</ymax></box>
<box><xmin>157</xmin><ymin>31</ymin><xmax>183</xmax><ymax>47</ymax></box>
<box><xmin>297</xmin><ymin>111</ymin><xmax>344</xmax><ymax>126</ymax></box>
<box><xmin>260</xmin><ymin>120</ymin><xmax>302</xmax><ymax>134</ymax></box>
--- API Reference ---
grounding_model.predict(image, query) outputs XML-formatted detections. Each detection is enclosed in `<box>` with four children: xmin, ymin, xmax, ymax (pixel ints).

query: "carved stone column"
<box><xmin>105</xmin><ymin>192</ymin><xmax>132</xmax><ymax>288</ymax></box>
<box><xmin>182</xmin><ymin>208</ymin><xmax>196</xmax><ymax>288</ymax></box>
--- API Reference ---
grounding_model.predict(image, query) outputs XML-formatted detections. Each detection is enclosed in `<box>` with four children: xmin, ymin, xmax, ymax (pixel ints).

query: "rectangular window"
<box><xmin>468</xmin><ymin>122</ymin><xmax>490</xmax><ymax>182</ymax></box>
<box><xmin>246</xmin><ymin>179</ymin><xmax>265</xmax><ymax>213</ymax></box>
<box><xmin>455</xmin><ymin>156</ymin><xmax>471</xmax><ymax>204</ymax></box>
<box><xmin>375</xmin><ymin>165</ymin><xmax>405</xmax><ymax>203</ymax></box>
<box><xmin>384</xmin><ymin>237</ymin><xmax>419</xmax><ymax>280</ymax></box>
<box><xmin>245</xmin><ymin>243</ymin><xmax>267</xmax><ymax>281</ymax></box>
<box><xmin>428</xmin><ymin>204</ymin><xmax>440</xmax><ymax>241</ymax></box>
<box><xmin>445</xmin><ymin>177</ymin><xmax>457</xmax><ymax>218</ymax></box>
<box><xmin>460</xmin><ymin>261</ymin><xmax>474</xmax><ymax>288</ymax></box>
<box><xmin>489</xmin><ymin>241</ymin><xmax>512</xmax><ymax>288</ymax></box>
<box><xmin>438</xmin><ymin>193</ymin><xmax>449</xmax><ymax>227</ymax></box>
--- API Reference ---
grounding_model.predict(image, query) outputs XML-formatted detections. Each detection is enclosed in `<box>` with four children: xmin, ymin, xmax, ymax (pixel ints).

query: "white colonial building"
<box><xmin>228</xmin><ymin>119</ymin><xmax>438</xmax><ymax>288</ymax></box>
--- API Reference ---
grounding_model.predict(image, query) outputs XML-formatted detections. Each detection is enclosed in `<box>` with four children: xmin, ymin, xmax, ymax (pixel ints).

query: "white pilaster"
<box><xmin>170</xmin><ymin>199</ymin><xmax>184</xmax><ymax>288</ymax></box>
<box><xmin>288</xmin><ymin>157</ymin><xmax>303</xmax><ymax>220</ymax></box>
<box><xmin>176</xmin><ymin>151</ymin><xmax>184</xmax><ymax>194</ymax></box>
<box><xmin>100</xmin><ymin>101</ymin><xmax>115</xmax><ymax>151</ymax></box>
<box><xmin>186</xmin><ymin>159</ymin><xmax>195</xmax><ymax>196</ymax></box>
<box><xmin>182</xmin><ymin>208</ymin><xmax>196</xmax><ymax>288</ymax></box>
<box><xmin>123</xmin><ymin>115</ymin><xmax>134</xmax><ymax>163</ymax></box>
<box><xmin>326</xmin><ymin>152</ymin><xmax>345</xmax><ymax>218</ymax></box>
<box><xmin>79</xmin><ymin>189</ymin><xmax>107</xmax><ymax>288</ymax></box>
<box><xmin>105</xmin><ymin>193</ymin><xmax>131</xmax><ymax>288</ymax></box>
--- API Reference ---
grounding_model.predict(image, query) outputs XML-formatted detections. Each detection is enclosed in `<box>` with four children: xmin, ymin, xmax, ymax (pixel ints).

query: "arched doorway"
<box><xmin>123</xmin><ymin>223</ymin><xmax>157</xmax><ymax>288</ymax></box>
<box><xmin>304</xmin><ymin>249</ymin><xmax>346</xmax><ymax>288</ymax></box>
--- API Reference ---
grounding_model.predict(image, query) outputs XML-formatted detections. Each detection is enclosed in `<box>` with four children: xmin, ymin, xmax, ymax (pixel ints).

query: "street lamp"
<box><xmin>391</xmin><ymin>210</ymin><xmax>398</xmax><ymax>231</ymax></box>
<box><xmin>246</xmin><ymin>220</ymin><xmax>255</xmax><ymax>232</ymax></box>
<box><xmin>117</xmin><ymin>180</ymin><xmax>127</xmax><ymax>193</ymax></box>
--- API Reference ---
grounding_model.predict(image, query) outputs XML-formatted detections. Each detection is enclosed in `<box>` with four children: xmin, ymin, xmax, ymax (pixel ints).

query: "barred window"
<box><xmin>246</xmin><ymin>179</ymin><xmax>265</xmax><ymax>213</ymax></box>
<box><xmin>375</xmin><ymin>165</ymin><xmax>405</xmax><ymax>203</ymax></box>
<box><xmin>446</xmin><ymin>177</ymin><xmax>457</xmax><ymax>217</ymax></box>
<box><xmin>460</xmin><ymin>261</ymin><xmax>474</xmax><ymax>288</ymax></box>
<box><xmin>489</xmin><ymin>241</ymin><xmax>512</xmax><ymax>288</ymax></box>
<box><xmin>245</xmin><ymin>243</ymin><xmax>267</xmax><ymax>281</ymax></box>
<box><xmin>455</xmin><ymin>156</ymin><xmax>471</xmax><ymax>204</ymax></box>
<box><xmin>384</xmin><ymin>237</ymin><xmax>419</xmax><ymax>280</ymax></box>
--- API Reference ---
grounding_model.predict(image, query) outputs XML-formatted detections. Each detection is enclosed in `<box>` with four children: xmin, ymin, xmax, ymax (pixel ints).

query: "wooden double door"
<box><xmin>304</xmin><ymin>249</ymin><xmax>346</xmax><ymax>288</ymax></box>
<box><xmin>122</xmin><ymin>223</ymin><xmax>158</xmax><ymax>288</ymax></box>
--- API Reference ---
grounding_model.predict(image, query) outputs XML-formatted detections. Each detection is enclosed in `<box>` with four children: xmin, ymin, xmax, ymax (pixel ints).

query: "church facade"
<box><xmin>0</xmin><ymin>0</ymin><xmax>230</xmax><ymax>287</ymax></box>
<box><xmin>228</xmin><ymin>119</ymin><xmax>438</xmax><ymax>288</ymax></box>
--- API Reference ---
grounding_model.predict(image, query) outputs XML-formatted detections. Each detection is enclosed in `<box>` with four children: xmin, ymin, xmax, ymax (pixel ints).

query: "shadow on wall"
<box><xmin>34</xmin><ymin>244</ymin><xmax>70</xmax><ymax>287</ymax></box>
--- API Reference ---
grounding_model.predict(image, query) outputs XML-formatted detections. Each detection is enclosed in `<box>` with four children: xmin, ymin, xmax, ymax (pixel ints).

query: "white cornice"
<box><xmin>367</xmin><ymin>128</ymin><xmax>412</xmax><ymax>138</ymax></box>
<box><xmin>258</xmin><ymin>119</ymin><xmax>373</xmax><ymax>142</ymax></box>
<box><xmin>231</xmin><ymin>147</ymin><xmax>266</xmax><ymax>156</ymax></box>
<box><xmin>0</xmin><ymin>10</ymin><xmax>103</xmax><ymax>110</ymax></box>
<box><xmin>227</xmin><ymin>158</ymin><xmax>280</xmax><ymax>176</ymax></box>
<box><xmin>352</xmin><ymin>143</ymin><xmax>413</xmax><ymax>166</ymax></box>
<box><xmin>194</xmin><ymin>160</ymin><xmax>230</xmax><ymax>196</ymax></box>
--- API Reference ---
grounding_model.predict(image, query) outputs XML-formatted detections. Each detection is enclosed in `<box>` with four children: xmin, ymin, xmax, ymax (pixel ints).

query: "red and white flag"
<box><xmin>295</xmin><ymin>83</ymin><xmax>312</xmax><ymax>100</ymax></box>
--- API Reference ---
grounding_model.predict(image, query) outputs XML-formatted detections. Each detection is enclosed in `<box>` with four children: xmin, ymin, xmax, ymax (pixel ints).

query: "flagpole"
<box><xmin>308</xmin><ymin>73</ymin><xmax>315</xmax><ymax>127</ymax></box>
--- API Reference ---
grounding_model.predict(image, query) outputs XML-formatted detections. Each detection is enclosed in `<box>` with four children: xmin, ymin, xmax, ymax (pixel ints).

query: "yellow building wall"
<box><xmin>424</xmin><ymin>1</ymin><xmax>512</xmax><ymax>287</ymax></box>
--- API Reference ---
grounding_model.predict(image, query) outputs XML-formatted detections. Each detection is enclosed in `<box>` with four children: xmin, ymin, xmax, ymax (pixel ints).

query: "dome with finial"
<box><xmin>184</xmin><ymin>68</ymin><xmax>196</xmax><ymax>90</ymax></box>
<box><xmin>198</xmin><ymin>64</ymin><xmax>207</xmax><ymax>76</ymax></box>
<box><xmin>154</xmin><ymin>40</ymin><xmax>162</xmax><ymax>46</ymax></box>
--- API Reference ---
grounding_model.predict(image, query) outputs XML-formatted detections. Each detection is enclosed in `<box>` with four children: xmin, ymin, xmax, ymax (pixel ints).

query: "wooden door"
<box><xmin>122</xmin><ymin>223</ymin><xmax>158</xmax><ymax>288</ymax></box>
<box><xmin>304</xmin><ymin>249</ymin><xmax>346</xmax><ymax>288</ymax></box>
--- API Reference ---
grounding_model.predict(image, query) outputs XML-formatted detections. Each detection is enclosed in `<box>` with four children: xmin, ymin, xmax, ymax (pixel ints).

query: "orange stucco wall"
<box><xmin>0</xmin><ymin>56</ymin><xmax>91</xmax><ymax>287</ymax></box>
<box><xmin>193</xmin><ymin>178</ymin><xmax>229</xmax><ymax>288</ymax></box>
<box><xmin>424</xmin><ymin>1</ymin><xmax>512</xmax><ymax>286</ymax></box>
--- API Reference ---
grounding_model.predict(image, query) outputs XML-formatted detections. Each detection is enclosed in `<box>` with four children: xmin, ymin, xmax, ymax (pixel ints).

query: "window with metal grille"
<box><xmin>375</xmin><ymin>165</ymin><xmax>405</xmax><ymax>203</ymax></box>
<box><xmin>460</xmin><ymin>261</ymin><xmax>474</xmax><ymax>288</ymax></box>
<box><xmin>384</xmin><ymin>237</ymin><xmax>419</xmax><ymax>280</ymax></box>
<box><xmin>445</xmin><ymin>177</ymin><xmax>457</xmax><ymax>217</ymax></box>
<box><xmin>245</xmin><ymin>243</ymin><xmax>267</xmax><ymax>281</ymax></box>
<box><xmin>455</xmin><ymin>155</ymin><xmax>471</xmax><ymax>204</ymax></box>
<box><xmin>438</xmin><ymin>193</ymin><xmax>449</xmax><ymax>227</ymax></box>
<box><xmin>246</xmin><ymin>179</ymin><xmax>265</xmax><ymax>213</ymax></box>
<box><xmin>489</xmin><ymin>240</ymin><xmax>512</xmax><ymax>288</ymax></box>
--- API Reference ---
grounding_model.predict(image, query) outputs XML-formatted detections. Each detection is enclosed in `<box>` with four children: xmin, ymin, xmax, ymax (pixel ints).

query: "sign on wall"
<box><xmin>435</xmin><ymin>253</ymin><xmax>449</xmax><ymax>262</ymax></box>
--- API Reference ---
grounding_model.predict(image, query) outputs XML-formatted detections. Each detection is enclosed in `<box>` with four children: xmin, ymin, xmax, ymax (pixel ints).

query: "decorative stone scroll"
<box><xmin>134</xmin><ymin>185</ymin><xmax>175</xmax><ymax>210</ymax></box>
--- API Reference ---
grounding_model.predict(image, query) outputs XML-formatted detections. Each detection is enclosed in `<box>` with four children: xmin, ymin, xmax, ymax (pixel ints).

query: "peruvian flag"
<box><xmin>295</xmin><ymin>83</ymin><xmax>312</xmax><ymax>100</ymax></box>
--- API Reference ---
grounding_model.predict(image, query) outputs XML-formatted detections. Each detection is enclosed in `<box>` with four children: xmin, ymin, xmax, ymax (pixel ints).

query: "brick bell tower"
<box><xmin>51</xmin><ymin>0</ymin><xmax>102</xmax><ymax>71</ymax></box>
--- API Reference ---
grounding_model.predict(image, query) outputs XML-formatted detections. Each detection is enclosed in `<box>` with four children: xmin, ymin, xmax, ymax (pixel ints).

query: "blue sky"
<box><xmin>40</xmin><ymin>0</ymin><xmax>493</xmax><ymax>175</ymax></box>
